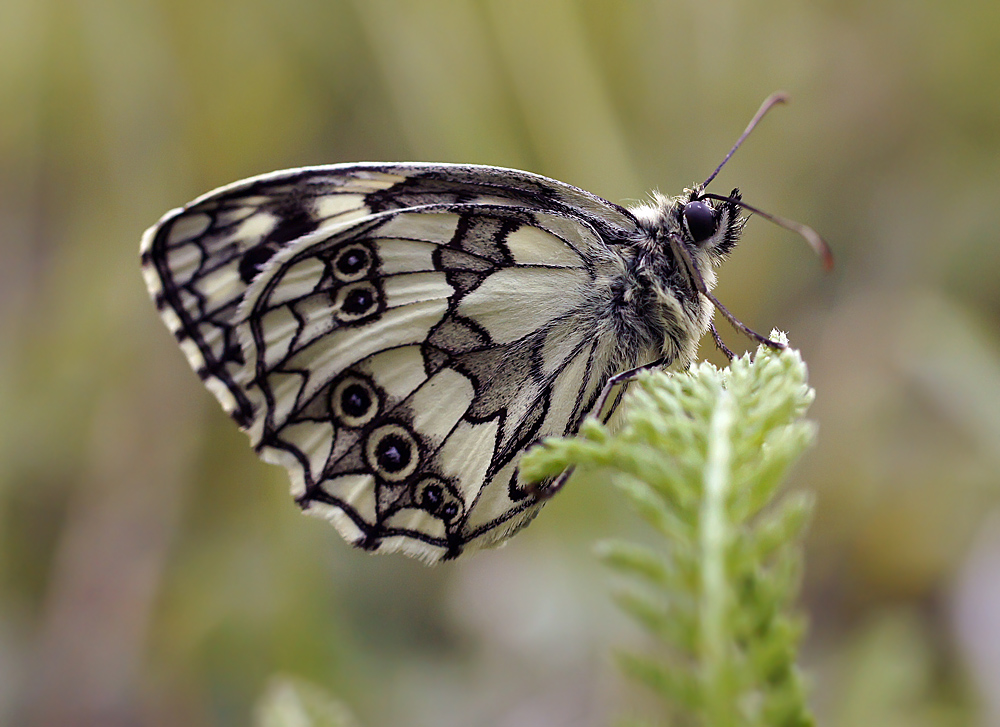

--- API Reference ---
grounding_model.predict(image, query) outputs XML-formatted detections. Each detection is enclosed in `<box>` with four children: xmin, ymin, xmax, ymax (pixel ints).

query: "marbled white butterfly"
<box><xmin>141</xmin><ymin>93</ymin><xmax>829</xmax><ymax>563</ymax></box>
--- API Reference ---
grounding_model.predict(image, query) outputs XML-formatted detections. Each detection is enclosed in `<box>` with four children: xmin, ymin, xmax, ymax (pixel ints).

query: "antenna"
<box><xmin>699</xmin><ymin>91</ymin><xmax>789</xmax><ymax>192</ymax></box>
<box><xmin>701</xmin><ymin>193</ymin><xmax>834</xmax><ymax>271</ymax></box>
<box><xmin>686</xmin><ymin>93</ymin><xmax>835</xmax><ymax>354</ymax></box>
<box><xmin>697</xmin><ymin>92</ymin><xmax>835</xmax><ymax>271</ymax></box>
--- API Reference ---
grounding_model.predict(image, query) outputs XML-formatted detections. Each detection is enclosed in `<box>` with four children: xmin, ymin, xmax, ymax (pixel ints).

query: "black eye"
<box><xmin>332</xmin><ymin>244</ymin><xmax>372</xmax><ymax>281</ymax></box>
<box><xmin>341</xmin><ymin>384</ymin><xmax>372</xmax><ymax>418</ymax></box>
<box><xmin>421</xmin><ymin>483</ymin><xmax>442</xmax><ymax>510</ymax></box>
<box><xmin>337</xmin><ymin>249</ymin><xmax>367</xmax><ymax>276</ymax></box>
<box><xmin>335</xmin><ymin>281</ymin><xmax>382</xmax><ymax>322</ymax></box>
<box><xmin>344</xmin><ymin>287</ymin><xmax>374</xmax><ymax>314</ymax></box>
<box><xmin>331</xmin><ymin>374</ymin><xmax>381</xmax><ymax>428</ymax></box>
<box><xmin>365</xmin><ymin>424</ymin><xmax>420</xmax><ymax>481</ymax></box>
<box><xmin>375</xmin><ymin>433</ymin><xmax>411</xmax><ymax>473</ymax></box>
<box><xmin>683</xmin><ymin>200</ymin><xmax>718</xmax><ymax>244</ymax></box>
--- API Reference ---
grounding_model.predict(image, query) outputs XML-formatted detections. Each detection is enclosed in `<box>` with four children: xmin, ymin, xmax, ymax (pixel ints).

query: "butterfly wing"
<box><xmin>141</xmin><ymin>164</ymin><xmax>644</xmax><ymax>562</ymax></box>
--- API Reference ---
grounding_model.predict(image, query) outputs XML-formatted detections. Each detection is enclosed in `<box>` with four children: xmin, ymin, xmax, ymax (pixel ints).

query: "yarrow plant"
<box><xmin>522</xmin><ymin>332</ymin><xmax>817</xmax><ymax>727</ymax></box>
<box><xmin>259</xmin><ymin>333</ymin><xmax>818</xmax><ymax>727</ymax></box>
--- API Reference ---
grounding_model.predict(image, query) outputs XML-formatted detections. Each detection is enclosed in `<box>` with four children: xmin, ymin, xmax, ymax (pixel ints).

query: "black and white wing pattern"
<box><xmin>142</xmin><ymin>163</ymin><xmax>740</xmax><ymax>562</ymax></box>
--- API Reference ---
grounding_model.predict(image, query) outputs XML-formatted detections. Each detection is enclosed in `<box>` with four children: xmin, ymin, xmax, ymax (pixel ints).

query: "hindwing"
<box><xmin>141</xmin><ymin>164</ymin><xmax>646</xmax><ymax>562</ymax></box>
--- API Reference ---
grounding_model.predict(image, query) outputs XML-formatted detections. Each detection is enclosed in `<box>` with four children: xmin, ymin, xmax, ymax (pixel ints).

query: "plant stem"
<box><xmin>702</xmin><ymin>386</ymin><xmax>735</xmax><ymax>726</ymax></box>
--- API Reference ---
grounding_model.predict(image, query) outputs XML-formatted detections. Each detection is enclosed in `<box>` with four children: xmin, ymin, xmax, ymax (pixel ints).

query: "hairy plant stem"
<box><xmin>702</xmin><ymin>386</ymin><xmax>734</xmax><ymax>727</ymax></box>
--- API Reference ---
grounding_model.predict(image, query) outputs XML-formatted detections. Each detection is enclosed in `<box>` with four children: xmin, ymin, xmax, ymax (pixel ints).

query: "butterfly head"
<box><xmin>629</xmin><ymin>188</ymin><xmax>745</xmax><ymax>274</ymax></box>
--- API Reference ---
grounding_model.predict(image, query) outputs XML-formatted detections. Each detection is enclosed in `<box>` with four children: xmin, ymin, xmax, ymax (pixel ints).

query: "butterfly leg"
<box><xmin>594</xmin><ymin>357</ymin><xmax>670</xmax><ymax>423</ymax></box>
<box><xmin>669</xmin><ymin>234</ymin><xmax>785</xmax><ymax>351</ymax></box>
<box><xmin>526</xmin><ymin>357</ymin><xmax>670</xmax><ymax>502</ymax></box>
<box><xmin>528</xmin><ymin>467</ymin><xmax>575</xmax><ymax>502</ymax></box>
<box><xmin>709</xmin><ymin>321</ymin><xmax>736</xmax><ymax>360</ymax></box>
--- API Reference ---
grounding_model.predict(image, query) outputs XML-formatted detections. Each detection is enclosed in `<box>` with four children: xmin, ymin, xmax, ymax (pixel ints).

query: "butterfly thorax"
<box><xmin>619</xmin><ymin>190</ymin><xmax>743</xmax><ymax>370</ymax></box>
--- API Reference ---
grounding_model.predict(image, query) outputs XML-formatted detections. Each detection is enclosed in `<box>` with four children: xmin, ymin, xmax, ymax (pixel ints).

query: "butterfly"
<box><xmin>141</xmin><ymin>93</ymin><xmax>829</xmax><ymax>563</ymax></box>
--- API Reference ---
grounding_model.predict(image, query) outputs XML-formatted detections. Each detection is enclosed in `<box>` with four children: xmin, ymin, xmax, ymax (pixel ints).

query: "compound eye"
<box><xmin>683</xmin><ymin>200</ymin><xmax>718</xmax><ymax>244</ymax></box>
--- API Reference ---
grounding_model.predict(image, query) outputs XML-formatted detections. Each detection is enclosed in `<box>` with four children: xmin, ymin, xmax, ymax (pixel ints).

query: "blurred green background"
<box><xmin>3</xmin><ymin>1</ymin><xmax>1000</xmax><ymax>725</ymax></box>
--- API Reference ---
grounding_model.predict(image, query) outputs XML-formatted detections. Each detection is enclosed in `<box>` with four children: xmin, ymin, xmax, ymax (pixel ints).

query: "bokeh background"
<box><xmin>3</xmin><ymin>1</ymin><xmax>1000</xmax><ymax>725</ymax></box>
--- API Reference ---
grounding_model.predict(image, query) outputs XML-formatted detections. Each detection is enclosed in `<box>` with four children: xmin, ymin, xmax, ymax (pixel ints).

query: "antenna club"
<box><xmin>701</xmin><ymin>192</ymin><xmax>834</xmax><ymax>272</ymax></box>
<box><xmin>767</xmin><ymin>91</ymin><xmax>791</xmax><ymax>106</ymax></box>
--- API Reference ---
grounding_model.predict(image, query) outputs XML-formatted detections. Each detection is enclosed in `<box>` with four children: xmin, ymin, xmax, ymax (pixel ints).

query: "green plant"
<box><xmin>521</xmin><ymin>332</ymin><xmax>817</xmax><ymax>727</ymax></box>
<box><xmin>256</xmin><ymin>675</ymin><xmax>362</xmax><ymax>727</ymax></box>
